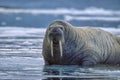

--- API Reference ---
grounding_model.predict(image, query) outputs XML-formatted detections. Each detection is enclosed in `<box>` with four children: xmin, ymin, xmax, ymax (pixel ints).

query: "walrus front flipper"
<box><xmin>116</xmin><ymin>36</ymin><xmax>120</xmax><ymax>45</ymax></box>
<box><xmin>81</xmin><ymin>50</ymin><xmax>99</xmax><ymax>66</ymax></box>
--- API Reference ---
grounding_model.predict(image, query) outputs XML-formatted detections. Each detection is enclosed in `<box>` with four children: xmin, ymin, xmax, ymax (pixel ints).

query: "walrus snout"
<box><xmin>48</xmin><ymin>26</ymin><xmax>64</xmax><ymax>58</ymax></box>
<box><xmin>48</xmin><ymin>26</ymin><xmax>64</xmax><ymax>43</ymax></box>
<box><xmin>49</xmin><ymin>31</ymin><xmax>63</xmax><ymax>42</ymax></box>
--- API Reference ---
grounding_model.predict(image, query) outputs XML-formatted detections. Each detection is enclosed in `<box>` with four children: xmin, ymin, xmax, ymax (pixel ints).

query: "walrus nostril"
<box><xmin>51</xmin><ymin>27</ymin><xmax>60</xmax><ymax>32</ymax></box>
<box><xmin>49</xmin><ymin>29</ymin><xmax>63</xmax><ymax>39</ymax></box>
<box><xmin>52</xmin><ymin>29</ymin><xmax>57</xmax><ymax>33</ymax></box>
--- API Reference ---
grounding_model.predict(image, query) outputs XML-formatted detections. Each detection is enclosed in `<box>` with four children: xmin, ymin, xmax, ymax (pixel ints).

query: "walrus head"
<box><xmin>47</xmin><ymin>25</ymin><xmax>65</xmax><ymax>58</ymax></box>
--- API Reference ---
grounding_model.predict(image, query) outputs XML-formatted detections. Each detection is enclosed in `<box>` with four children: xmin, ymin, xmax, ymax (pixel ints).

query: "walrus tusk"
<box><xmin>59</xmin><ymin>40</ymin><xmax>63</xmax><ymax>58</ymax></box>
<box><xmin>50</xmin><ymin>40</ymin><xmax>53</xmax><ymax>57</ymax></box>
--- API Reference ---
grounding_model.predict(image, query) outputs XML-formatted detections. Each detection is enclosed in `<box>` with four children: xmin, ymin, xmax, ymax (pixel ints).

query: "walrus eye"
<box><xmin>59</xmin><ymin>27</ymin><xmax>64</xmax><ymax>30</ymax></box>
<box><xmin>60</xmin><ymin>27</ymin><xmax>63</xmax><ymax>30</ymax></box>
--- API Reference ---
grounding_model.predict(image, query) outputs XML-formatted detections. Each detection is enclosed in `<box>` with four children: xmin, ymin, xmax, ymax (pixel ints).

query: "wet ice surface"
<box><xmin>0</xmin><ymin>27</ymin><xmax>120</xmax><ymax>80</ymax></box>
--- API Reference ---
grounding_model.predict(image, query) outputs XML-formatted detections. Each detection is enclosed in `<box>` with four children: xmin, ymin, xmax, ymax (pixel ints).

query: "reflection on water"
<box><xmin>42</xmin><ymin>65</ymin><xmax>120</xmax><ymax>80</ymax></box>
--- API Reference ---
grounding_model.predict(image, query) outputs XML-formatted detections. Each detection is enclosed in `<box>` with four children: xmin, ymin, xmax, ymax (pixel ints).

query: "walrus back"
<box><xmin>74</xmin><ymin>27</ymin><xmax>120</xmax><ymax>64</ymax></box>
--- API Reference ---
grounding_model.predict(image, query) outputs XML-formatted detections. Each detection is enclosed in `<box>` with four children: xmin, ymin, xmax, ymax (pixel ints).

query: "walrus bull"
<box><xmin>42</xmin><ymin>20</ymin><xmax>120</xmax><ymax>66</ymax></box>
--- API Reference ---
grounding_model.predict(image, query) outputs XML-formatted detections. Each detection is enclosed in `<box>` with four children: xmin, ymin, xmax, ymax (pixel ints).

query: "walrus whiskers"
<box><xmin>59</xmin><ymin>40</ymin><xmax>63</xmax><ymax>58</ymax></box>
<box><xmin>50</xmin><ymin>40</ymin><xmax>53</xmax><ymax>57</ymax></box>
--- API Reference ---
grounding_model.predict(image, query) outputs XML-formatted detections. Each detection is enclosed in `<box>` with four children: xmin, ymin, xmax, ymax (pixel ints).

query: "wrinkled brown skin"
<box><xmin>42</xmin><ymin>20</ymin><xmax>120</xmax><ymax>66</ymax></box>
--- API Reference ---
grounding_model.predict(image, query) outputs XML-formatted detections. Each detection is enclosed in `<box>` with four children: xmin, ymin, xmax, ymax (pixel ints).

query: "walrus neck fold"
<box><xmin>64</xmin><ymin>27</ymin><xmax>77</xmax><ymax>42</ymax></box>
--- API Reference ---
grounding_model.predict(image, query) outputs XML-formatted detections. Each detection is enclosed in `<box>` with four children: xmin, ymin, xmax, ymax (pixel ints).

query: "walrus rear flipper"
<box><xmin>116</xmin><ymin>36</ymin><xmax>120</xmax><ymax>45</ymax></box>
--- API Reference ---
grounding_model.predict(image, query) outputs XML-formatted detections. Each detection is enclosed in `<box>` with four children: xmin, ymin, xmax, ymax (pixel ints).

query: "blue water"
<box><xmin>0</xmin><ymin>0</ymin><xmax>120</xmax><ymax>80</ymax></box>
<box><xmin>0</xmin><ymin>0</ymin><xmax>120</xmax><ymax>28</ymax></box>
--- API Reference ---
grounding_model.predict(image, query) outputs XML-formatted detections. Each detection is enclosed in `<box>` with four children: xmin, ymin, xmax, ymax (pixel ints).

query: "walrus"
<box><xmin>42</xmin><ymin>20</ymin><xmax>120</xmax><ymax>66</ymax></box>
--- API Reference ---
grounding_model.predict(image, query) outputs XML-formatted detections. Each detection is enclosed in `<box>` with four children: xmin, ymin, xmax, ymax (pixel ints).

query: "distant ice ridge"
<box><xmin>64</xmin><ymin>15</ymin><xmax>120</xmax><ymax>21</ymax></box>
<box><xmin>0</xmin><ymin>27</ymin><xmax>120</xmax><ymax>37</ymax></box>
<box><xmin>0</xmin><ymin>7</ymin><xmax>120</xmax><ymax>16</ymax></box>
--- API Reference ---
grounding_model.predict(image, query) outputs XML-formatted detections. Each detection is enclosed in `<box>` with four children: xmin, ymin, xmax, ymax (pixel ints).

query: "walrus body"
<box><xmin>42</xmin><ymin>20</ymin><xmax>120</xmax><ymax>66</ymax></box>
